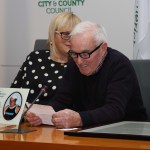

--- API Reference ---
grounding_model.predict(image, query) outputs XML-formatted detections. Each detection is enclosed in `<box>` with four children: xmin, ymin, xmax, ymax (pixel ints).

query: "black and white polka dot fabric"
<box><xmin>11</xmin><ymin>50</ymin><xmax>67</xmax><ymax>105</ymax></box>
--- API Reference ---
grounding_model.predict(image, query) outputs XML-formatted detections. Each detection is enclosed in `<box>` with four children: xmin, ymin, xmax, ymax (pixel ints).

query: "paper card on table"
<box><xmin>0</xmin><ymin>88</ymin><xmax>29</xmax><ymax>128</ymax></box>
<box><xmin>26</xmin><ymin>103</ymin><xmax>55</xmax><ymax>125</ymax></box>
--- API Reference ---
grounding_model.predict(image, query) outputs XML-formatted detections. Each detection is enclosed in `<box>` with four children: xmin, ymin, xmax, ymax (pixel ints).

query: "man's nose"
<box><xmin>76</xmin><ymin>55</ymin><xmax>83</xmax><ymax>65</ymax></box>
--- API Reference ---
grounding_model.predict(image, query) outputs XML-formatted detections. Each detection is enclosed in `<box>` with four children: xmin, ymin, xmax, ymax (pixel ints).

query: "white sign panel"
<box><xmin>0</xmin><ymin>88</ymin><xmax>29</xmax><ymax>126</ymax></box>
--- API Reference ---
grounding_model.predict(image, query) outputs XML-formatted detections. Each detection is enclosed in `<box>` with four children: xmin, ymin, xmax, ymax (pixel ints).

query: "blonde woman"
<box><xmin>11</xmin><ymin>12</ymin><xmax>81</xmax><ymax>105</ymax></box>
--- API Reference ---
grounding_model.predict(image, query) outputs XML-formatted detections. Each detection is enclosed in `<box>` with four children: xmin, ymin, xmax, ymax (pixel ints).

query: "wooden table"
<box><xmin>0</xmin><ymin>123</ymin><xmax>150</xmax><ymax>150</ymax></box>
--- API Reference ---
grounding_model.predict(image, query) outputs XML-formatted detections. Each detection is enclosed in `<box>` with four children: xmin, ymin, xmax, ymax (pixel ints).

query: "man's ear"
<box><xmin>101</xmin><ymin>42</ymin><xmax>108</xmax><ymax>52</ymax></box>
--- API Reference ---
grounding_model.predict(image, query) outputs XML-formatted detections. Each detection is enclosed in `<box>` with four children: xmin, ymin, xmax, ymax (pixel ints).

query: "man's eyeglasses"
<box><xmin>55</xmin><ymin>31</ymin><xmax>70</xmax><ymax>40</ymax></box>
<box><xmin>68</xmin><ymin>43</ymin><xmax>103</xmax><ymax>59</ymax></box>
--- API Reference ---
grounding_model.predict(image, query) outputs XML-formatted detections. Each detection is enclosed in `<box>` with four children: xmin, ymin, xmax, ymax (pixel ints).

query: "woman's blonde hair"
<box><xmin>48</xmin><ymin>12</ymin><xmax>81</xmax><ymax>56</ymax></box>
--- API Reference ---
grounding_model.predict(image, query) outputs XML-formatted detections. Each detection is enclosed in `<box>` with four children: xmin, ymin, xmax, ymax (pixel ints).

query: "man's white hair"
<box><xmin>70</xmin><ymin>21</ymin><xmax>108</xmax><ymax>46</ymax></box>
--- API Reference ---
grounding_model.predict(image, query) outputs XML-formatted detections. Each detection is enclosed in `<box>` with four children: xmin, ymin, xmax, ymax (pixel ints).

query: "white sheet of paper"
<box><xmin>56</xmin><ymin>128</ymin><xmax>78</xmax><ymax>131</ymax></box>
<box><xmin>26</xmin><ymin>103</ymin><xmax>55</xmax><ymax>125</ymax></box>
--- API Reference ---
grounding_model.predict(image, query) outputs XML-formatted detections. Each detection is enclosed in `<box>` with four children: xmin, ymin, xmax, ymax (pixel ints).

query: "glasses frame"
<box><xmin>68</xmin><ymin>43</ymin><xmax>103</xmax><ymax>59</ymax></box>
<box><xmin>55</xmin><ymin>31</ymin><xmax>70</xmax><ymax>40</ymax></box>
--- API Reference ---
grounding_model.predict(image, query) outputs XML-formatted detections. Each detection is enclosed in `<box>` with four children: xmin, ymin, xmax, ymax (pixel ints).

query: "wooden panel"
<box><xmin>0</xmin><ymin>123</ymin><xmax>150</xmax><ymax>150</ymax></box>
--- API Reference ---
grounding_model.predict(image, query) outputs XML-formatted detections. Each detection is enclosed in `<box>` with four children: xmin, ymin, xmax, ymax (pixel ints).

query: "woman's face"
<box><xmin>54</xmin><ymin>28</ymin><xmax>71</xmax><ymax>56</ymax></box>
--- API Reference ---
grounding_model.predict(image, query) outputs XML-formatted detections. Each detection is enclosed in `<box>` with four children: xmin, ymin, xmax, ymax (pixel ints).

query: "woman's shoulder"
<box><xmin>30</xmin><ymin>49</ymin><xmax>50</xmax><ymax>57</ymax></box>
<box><xmin>26</xmin><ymin>49</ymin><xmax>50</xmax><ymax>60</ymax></box>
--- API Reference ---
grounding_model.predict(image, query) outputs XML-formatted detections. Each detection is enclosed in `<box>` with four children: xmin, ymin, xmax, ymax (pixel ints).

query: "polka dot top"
<box><xmin>11</xmin><ymin>50</ymin><xmax>67</xmax><ymax>105</ymax></box>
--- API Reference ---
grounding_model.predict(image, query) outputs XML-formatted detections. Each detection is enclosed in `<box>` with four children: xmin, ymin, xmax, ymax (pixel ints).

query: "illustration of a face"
<box><xmin>9</xmin><ymin>98</ymin><xmax>17</xmax><ymax>107</ymax></box>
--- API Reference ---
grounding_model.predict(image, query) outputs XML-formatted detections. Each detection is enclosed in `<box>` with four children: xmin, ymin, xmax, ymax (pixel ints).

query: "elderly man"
<box><xmin>25</xmin><ymin>21</ymin><xmax>148</xmax><ymax>128</ymax></box>
<box><xmin>50</xmin><ymin>21</ymin><xmax>147</xmax><ymax>128</ymax></box>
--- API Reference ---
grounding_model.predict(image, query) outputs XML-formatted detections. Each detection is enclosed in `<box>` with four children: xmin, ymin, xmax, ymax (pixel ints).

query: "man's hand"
<box><xmin>52</xmin><ymin>109</ymin><xmax>83</xmax><ymax>128</ymax></box>
<box><xmin>24</xmin><ymin>111</ymin><xmax>42</xmax><ymax>126</ymax></box>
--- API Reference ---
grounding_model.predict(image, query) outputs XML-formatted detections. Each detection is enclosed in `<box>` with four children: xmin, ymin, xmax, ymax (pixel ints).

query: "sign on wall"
<box><xmin>37</xmin><ymin>0</ymin><xmax>85</xmax><ymax>14</ymax></box>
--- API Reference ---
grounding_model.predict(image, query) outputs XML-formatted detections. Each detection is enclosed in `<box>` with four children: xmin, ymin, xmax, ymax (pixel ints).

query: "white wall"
<box><xmin>0</xmin><ymin>0</ymin><xmax>135</xmax><ymax>87</ymax></box>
